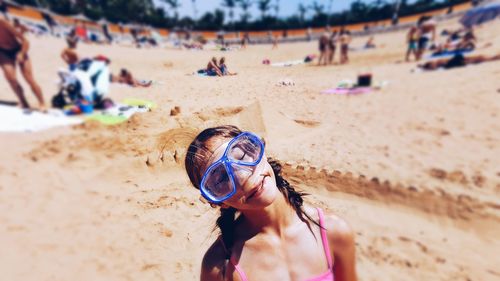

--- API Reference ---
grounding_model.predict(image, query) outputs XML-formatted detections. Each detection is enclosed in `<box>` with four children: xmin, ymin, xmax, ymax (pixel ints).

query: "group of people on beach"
<box><xmin>405</xmin><ymin>15</ymin><xmax>476</xmax><ymax>62</ymax></box>
<box><xmin>203</xmin><ymin>56</ymin><xmax>237</xmax><ymax>76</ymax></box>
<box><xmin>318</xmin><ymin>29</ymin><xmax>352</xmax><ymax>66</ymax></box>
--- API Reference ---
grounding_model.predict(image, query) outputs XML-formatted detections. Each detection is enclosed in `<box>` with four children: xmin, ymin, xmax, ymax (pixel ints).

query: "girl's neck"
<box><xmin>239</xmin><ymin>193</ymin><xmax>299</xmax><ymax>237</ymax></box>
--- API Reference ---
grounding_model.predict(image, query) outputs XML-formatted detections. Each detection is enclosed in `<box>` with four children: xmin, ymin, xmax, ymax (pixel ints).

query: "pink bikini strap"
<box><xmin>218</xmin><ymin>236</ymin><xmax>249</xmax><ymax>281</ymax></box>
<box><xmin>317</xmin><ymin>208</ymin><xmax>333</xmax><ymax>269</ymax></box>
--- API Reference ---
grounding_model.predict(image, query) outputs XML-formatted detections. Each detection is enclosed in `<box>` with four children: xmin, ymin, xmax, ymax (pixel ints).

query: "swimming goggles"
<box><xmin>200</xmin><ymin>132</ymin><xmax>264</xmax><ymax>203</ymax></box>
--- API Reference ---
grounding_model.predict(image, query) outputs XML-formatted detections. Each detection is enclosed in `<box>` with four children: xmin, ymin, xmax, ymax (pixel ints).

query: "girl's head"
<box><xmin>220</xmin><ymin>57</ymin><xmax>226</xmax><ymax>64</ymax></box>
<box><xmin>185</xmin><ymin>125</ymin><xmax>279</xmax><ymax>210</ymax></box>
<box><xmin>185</xmin><ymin>126</ymin><xmax>317</xmax><ymax>250</ymax></box>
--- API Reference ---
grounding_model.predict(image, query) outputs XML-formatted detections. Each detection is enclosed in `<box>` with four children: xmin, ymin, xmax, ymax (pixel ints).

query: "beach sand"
<box><xmin>0</xmin><ymin>18</ymin><xmax>499</xmax><ymax>280</ymax></box>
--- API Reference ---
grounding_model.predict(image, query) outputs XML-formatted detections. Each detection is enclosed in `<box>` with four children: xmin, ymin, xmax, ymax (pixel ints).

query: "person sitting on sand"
<box><xmin>340</xmin><ymin>30</ymin><xmax>352</xmax><ymax>64</ymax></box>
<box><xmin>364</xmin><ymin>36</ymin><xmax>376</xmax><ymax>49</ymax></box>
<box><xmin>219</xmin><ymin>57</ymin><xmax>237</xmax><ymax>76</ymax></box>
<box><xmin>406</xmin><ymin>26</ymin><xmax>419</xmax><ymax>62</ymax></box>
<box><xmin>0</xmin><ymin>18</ymin><xmax>45</xmax><ymax>110</ymax></box>
<box><xmin>110</xmin><ymin>68</ymin><xmax>152</xmax><ymax>87</ymax></box>
<box><xmin>185</xmin><ymin>125</ymin><xmax>357</xmax><ymax>281</ymax></box>
<box><xmin>206</xmin><ymin>57</ymin><xmax>223</xmax><ymax>76</ymax></box>
<box><xmin>417</xmin><ymin>53</ymin><xmax>500</xmax><ymax>71</ymax></box>
<box><xmin>61</xmin><ymin>35</ymin><xmax>79</xmax><ymax>67</ymax></box>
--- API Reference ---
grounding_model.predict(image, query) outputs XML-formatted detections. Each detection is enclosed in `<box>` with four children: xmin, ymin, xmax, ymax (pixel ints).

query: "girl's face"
<box><xmin>202</xmin><ymin>136</ymin><xmax>279</xmax><ymax>210</ymax></box>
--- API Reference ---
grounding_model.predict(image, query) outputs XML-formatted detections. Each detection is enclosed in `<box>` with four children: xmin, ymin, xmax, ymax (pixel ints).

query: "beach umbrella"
<box><xmin>460</xmin><ymin>0</ymin><xmax>500</xmax><ymax>27</ymax></box>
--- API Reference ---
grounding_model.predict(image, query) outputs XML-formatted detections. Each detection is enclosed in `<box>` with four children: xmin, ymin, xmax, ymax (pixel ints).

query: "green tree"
<box><xmin>163</xmin><ymin>0</ymin><xmax>181</xmax><ymax>21</ymax></box>
<box><xmin>297</xmin><ymin>3</ymin><xmax>308</xmax><ymax>24</ymax></box>
<box><xmin>221</xmin><ymin>0</ymin><xmax>236</xmax><ymax>27</ymax></box>
<box><xmin>257</xmin><ymin>0</ymin><xmax>272</xmax><ymax>19</ymax></box>
<box><xmin>236</xmin><ymin>0</ymin><xmax>252</xmax><ymax>23</ymax></box>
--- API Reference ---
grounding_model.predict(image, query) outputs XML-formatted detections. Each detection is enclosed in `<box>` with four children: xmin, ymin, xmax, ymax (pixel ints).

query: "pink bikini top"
<box><xmin>219</xmin><ymin>208</ymin><xmax>334</xmax><ymax>281</ymax></box>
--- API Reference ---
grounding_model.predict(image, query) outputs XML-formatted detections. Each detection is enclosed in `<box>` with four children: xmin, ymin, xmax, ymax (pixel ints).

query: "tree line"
<box><xmin>12</xmin><ymin>0</ymin><xmax>470</xmax><ymax>30</ymax></box>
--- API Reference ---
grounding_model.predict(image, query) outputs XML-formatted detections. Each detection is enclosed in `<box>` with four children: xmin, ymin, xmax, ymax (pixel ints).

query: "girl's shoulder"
<box><xmin>201</xmin><ymin>237</ymin><xmax>228</xmax><ymax>281</ymax></box>
<box><xmin>303</xmin><ymin>205</ymin><xmax>355</xmax><ymax>251</ymax></box>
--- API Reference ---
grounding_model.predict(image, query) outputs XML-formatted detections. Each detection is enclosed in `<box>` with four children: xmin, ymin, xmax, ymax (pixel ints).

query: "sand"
<box><xmin>0</xmin><ymin>18</ymin><xmax>499</xmax><ymax>281</ymax></box>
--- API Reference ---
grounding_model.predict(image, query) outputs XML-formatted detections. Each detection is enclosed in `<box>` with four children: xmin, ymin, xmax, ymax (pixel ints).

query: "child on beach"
<box><xmin>0</xmin><ymin>18</ymin><xmax>45</xmax><ymax>110</ymax></box>
<box><xmin>317</xmin><ymin>32</ymin><xmax>330</xmax><ymax>66</ymax></box>
<box><xmin>328</xmin><ymin>31</ymin><xmax>338</xmax><ymax>64</ymax></box>
<box><xmin>111</xmin><ymin>68</ymin><xmax>152</xmax><ymax>87</ymax></box>
<box><xmin>406</xmin><ymin>26</ymin><xmax>419</xmax><ymax>62</ymax></box>
<box><xmin>185</xmin><ymin>125</ymin><xmax>357</xmax><ymax>281</ymax></box>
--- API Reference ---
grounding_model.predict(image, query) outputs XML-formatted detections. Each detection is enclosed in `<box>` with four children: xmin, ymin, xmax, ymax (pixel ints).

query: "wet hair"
<box><xmin>185</xmin><ymin>125</ymin><xmax>319</xmax><ymax>257</ymax></box>
<box><xmin>220</xmin><ymin>57</ymin><xmax>225</xmax><ymax>63</ymax></box>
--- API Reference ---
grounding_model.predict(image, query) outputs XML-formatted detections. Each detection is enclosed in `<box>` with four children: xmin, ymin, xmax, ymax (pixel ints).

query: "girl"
<box><xmin>185</xmin><ymin>125</ymin><xmax>357</xmax><ymax>281</ymax></box>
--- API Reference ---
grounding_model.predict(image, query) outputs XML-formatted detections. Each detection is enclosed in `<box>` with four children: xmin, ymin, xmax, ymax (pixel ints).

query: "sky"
<box><xmin>153</xmin><ymin>0</ymin><xmax>385</xmax><ymax>21</ymax></box>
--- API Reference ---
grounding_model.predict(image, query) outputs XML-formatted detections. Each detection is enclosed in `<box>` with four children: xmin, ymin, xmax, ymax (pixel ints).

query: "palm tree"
<box><xmin>191</xmin><ymin>0</ymin><xmax>198</xmax><ymax>20</ymax></box>
<box><xmin>163</xmin><ymin>0</ymin><xmax>181</xmax><ymax>21</ymax></box>
<box><xmin>297</xmin><ymin>3</ymin><xmax>308</xmax><ymax>24</ymax></box>
<box><xmin>221</xmin><ymin>0</ymin><xmax>236</xmax><ymax>26</ymax></box>
<box><xmin>274</xmin><ymin>0</ymin><xmax>280</xmax><ymax>18</ymax></box>
<box><xmin>392</xmin><ymin>0</ymin><xmax>401</xmax><ymax>25</ymax></box>
<box><xmin>257</xmin><ymin>0</ymin><xmax>272</xmax><ymax>19</ymax></box>
<box><xmin>236</xmin><ymin>0</ymin><xmax>252</xmax><ymax>23</ymax></box>
<box><xmin>309</xmin><ymin>1</ymin><xmax>324</xmax><ymax>19</ymax></box>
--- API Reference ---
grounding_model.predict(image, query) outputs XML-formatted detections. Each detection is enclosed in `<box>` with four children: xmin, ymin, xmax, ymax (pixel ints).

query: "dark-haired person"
<box><xmin>0</xmin><ymin>18</ymin><xmax>45</xmax><ymax>110</ymax></box>
<box><xmin>61</xmin><ymin>35</ymin><xmax>79</xmax><ymax>67</ymax></box>
<box><xmin>185</xmin><ymin>125</ymin><xmax>357</xmax><ymax>281</ymax></box>
<box><xmin>219</xmin><ymin>57</ymin><xmax>237</xmax><ymax>76</ymax></box>
<box><xmin>417</xmin><ymin>53</ymin><xmax>500</xmax><ymax>71</ymax></box>
<box><xmin>416</xmin><ymin>16</ymin><xmax>436</xmax><ymax>60</ymax></box>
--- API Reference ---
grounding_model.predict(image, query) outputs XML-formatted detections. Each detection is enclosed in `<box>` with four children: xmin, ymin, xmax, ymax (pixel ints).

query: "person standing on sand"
<box><xmin>406</xmin><ymin>26</ymin><xmax>419</xmax><ymax>62</ymax></box>
<box><xmin>328</xmin><ymin>30</ymin><xmax>338</xmax><ymax>64</ymax></box>
<box><xmin>416</xmin><ymin>16</ymin><xmax>436</xmax><ymax>60</ymax></box>
<box><xmin>339</xmin><ymin>30</ymin><xmax>352</xmax><ymax>64</ymax></box>
<box><xmin>185</xmin><ymin>125</ymin><xmax>357</xmax><ymax>281</ymax></box>
<box><xmin>317</xmin><ymin>32</ymin><xmax>329</xmax><ymax>66</ymax></box>
<box><xmin>0</xmin><ymin>18</ymin><xmax>45</xmax><ymax>110</ymax></box>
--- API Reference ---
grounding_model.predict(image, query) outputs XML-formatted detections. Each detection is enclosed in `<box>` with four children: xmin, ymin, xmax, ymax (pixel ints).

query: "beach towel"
<box><xmin>0</xmin><ymin>105</ymin><xmax>83</xmax><ymax>132</ymax></box>
<box><xmin>425</xmin><ymin>49</ymin><xmax>474</xmax><ymax>60</ymax></box>
<box><xmin>271</xmin><ymin>59</ymin><xmax>305</xmax><ymax>67</ymax></box>
<box><xmin>86</xmin><ymin>98</ymin><xmax>155</xmax><ymax>125</ymax></box>
<box><xmin>321</xmin><ymin>87</ymin><xmax>373</xmax><ymax>95</ymax></box>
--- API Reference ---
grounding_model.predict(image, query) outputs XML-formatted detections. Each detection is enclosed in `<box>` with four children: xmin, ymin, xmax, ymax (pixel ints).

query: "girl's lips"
<box><xmin>247</xmin><ymin>175</ymin><xmax>268</xmax><ymax>200</ymax></box>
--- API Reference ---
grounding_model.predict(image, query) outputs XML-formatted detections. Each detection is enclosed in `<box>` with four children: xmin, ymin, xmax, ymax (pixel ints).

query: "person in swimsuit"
<box><xmin>406</xmin><ymin>26</ymin><xmax>419</xmax><ymax>62</ymax></box>
<box><xmin>328</xmin><ymin>31</ymin><xmax>338</xmax><ymax>64</ymax></box>
<box><xmin>339</xmin><ymin>30</ymin><xmax>351</xmax><ymax>64</ymax></box>
<box><xmin>317</xmin><ymin>32</ymin><xmax>329</xmax><ymax>66</ymax></box>
<box><xmin>0</xmin><ymin>18</ymin><xmax>45</xmax><ymax>110</ymax></box>
<box><xmin>61</xmin><ymin>34</ymin><xmax>79</xmax><ymax>67</ymax></box>
<box><xmin>219</xmin><ymin>57</ymin><xmax>237</xmax><ymax>76</ymax></box>
<box><xmin>110</xmin><ymin>68</ymin><xmax>152</xmax><ymax>87</ymax></box>
<box><xmin>206</xmin><ymin>57</ymin><xmax>223</xmax><ymax>77</ymax></box>
<box><xmin>185</xmin><ymin>125</ymin><xmax>357</xmax><ymax>281</ymax></box>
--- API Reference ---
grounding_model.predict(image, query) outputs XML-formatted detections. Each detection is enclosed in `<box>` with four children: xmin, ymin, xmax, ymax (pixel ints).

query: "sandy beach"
<box><xmin>0</xmin><ymin>17</ymin><xmax>499</xmax><ymax>281</ymax></box>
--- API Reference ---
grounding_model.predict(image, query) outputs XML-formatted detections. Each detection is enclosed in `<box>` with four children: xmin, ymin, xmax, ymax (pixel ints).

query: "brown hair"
<box><xmin>185</xmin><ymin>125</ymin><xmax>319</xmax><ymax>258</ymax></box>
